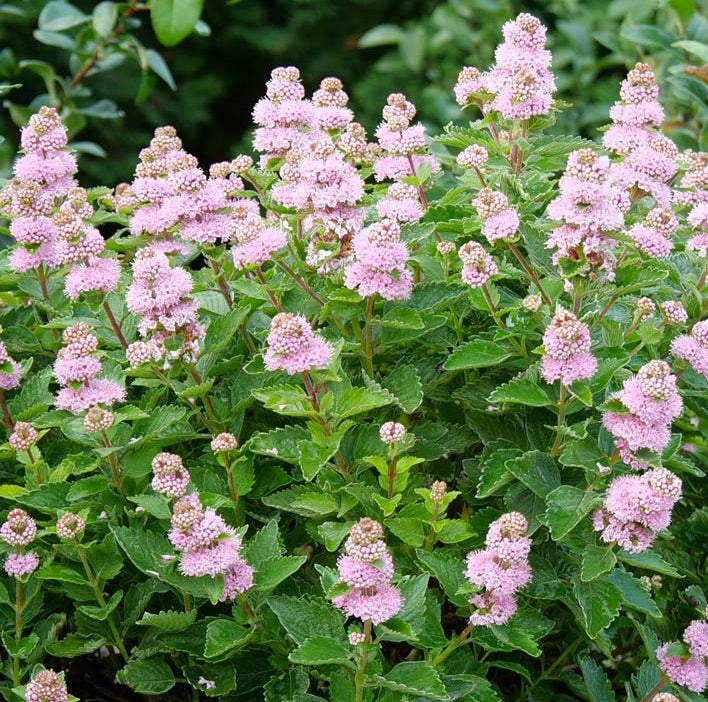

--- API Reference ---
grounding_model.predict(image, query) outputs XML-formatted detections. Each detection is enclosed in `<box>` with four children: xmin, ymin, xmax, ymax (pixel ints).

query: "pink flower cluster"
<box><xmin>125</xmin><ymin>248</ymin><xmax>204</xmax><ymax>368</ymax></box>
<box><xmin>471</xmin><ymin>188</ymin><xmax>520</xmax><ymax>244</ymax></box>
<box><xmin>674</xmin><ymin>151</ymin><xmax>708</xmax><ymax>256</ymax></box>
<box><xmin>602</xmin><ymin>360</ymin><xmax>683</xmax><ymax>464</ymax></box>
<box><xmin>0</xmin><ymin>339</ymin><xmax>21</xmax><ymax>390</ymax></box>
<box><xmin>672</xmin><ymin>321</ymin><xmax>708</xmax><ymax>378</ymax></box>
<box><xmin>252</xmin><ymin>66</ymin><xmax>315</xmax><ymax>163</ymax></box>
<box><xmin>628</xmin><ymin>206</ymin><xmax>678</xmax><ymax>259</ymax></box>
<box><xmin>603</xmin><ymin>63</ymin><xmax>664</xmax><ymax>155</ymax></box>
<box><xmin>54</xmin><ymin>323</ymin><xmax>124</xmax><ymax>413</ymax></box>
<box><xmin>455</xmin><ymin>13</ymin><xmax>555</xmax><ymax>120</ymax></box>
<box><xmin>465</xmin><ymin>512</ymin><xmax>531</xmax><ymax>626</ymax></box>
<box><xmin>264</xmin><ymin>313</ymin><xmax>332</xmax><ymax>375</ymax></box>
<box><xmin>332</xmin><ymin>518</ymin><xmax>403</xmax><ymax>625</ymax></box>
<box><xmin>0</xmin><ymin>106</ymin><xmax>76</xmax><ymax>273</ymax></box>
<box><xmin>373</xmin><ymin>93</ymin><xmax>439</xmax><ymax>183</ymax></box>
<box><xmin>24</xmin><ymin>668</ymin><xmax>68</xmax><ymax>702</ymax></box>
<box><xmin>158</xmin><ymin>455</ymin><xmax>254</xmax><ymax>602</ymax></box>
<box><xmin>540</xmin><ymin>309</ymin><xmax>597</xmax><ymax>385</ymax></box>
<box><xmin>546</xmin><ymin>149</ymin><xmax>626</xmax><ymax>274</ymax></box>
<box><xmin>458</xmin><ymin>241</ymin><xmax>497</xmax><ymax>288</ymax></box>
<box><xmin>115</xmin><ymin>126</ymin><xmax>243</xmax><ymax>249</ymax></box>
<box><xmin>657</xmin><ymin>620</ymin><xmax>708</xmax><ymax>692</ymax></box>
<box><xmin>0</xmin><ymin>508</ymin><xmax>39</xmax><ymax>577</ymax></box>
<box><xmin>376</xmin><ymin>182</ymin><xmax>424</xmax><ymax>224</ymax></box>
<box><xmin>151</xmin><ymin>452</ymin><xmax>190</xmax><ymax>499</ymax></box>
<box><xmin>229</xmin><ymin>198</ymin><xmax>286</xmax><ymax>269</ymax></box>
<box><xmin>54</xmin><ymin>186</ymin><xmax>121</xmax><ymax>300</ymax></box>
<box><xmin>593</xmin><ymin>468</ymin><xmax>682</xmax><ymax>553</ymax></box>
<box><xmin>344</xmin><ymin>219</ymin><xmax>413</xmax><ymax>300</ymax></box>
<box><xmin>253</xmin><ymin>68</ymin><xmax>367</xmax><ymax>272</ymax></box>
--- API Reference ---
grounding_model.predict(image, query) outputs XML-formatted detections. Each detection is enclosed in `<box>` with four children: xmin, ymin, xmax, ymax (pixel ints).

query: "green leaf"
<box><xmin>204</xmin><ymin>619</ymin><xmax>250</xmax><ymax>659</ymax></box>
<box><xmin>577</xmin><ymin>651</ymin><xmax>616</xmax><ymax>702</ymax></box>
<box><xmin>182</xmin><ymin>662</ymin><xmax>235</xmax><ymax>697</ymax></box>
<box><xmin>436</xmin><ymin>519</ymin><xmax>475</xmax><ymax>544</ymax></box>
<box><xmin>334</xmin><ymin>386</ymin><xmax>393</xmax><ymax>419</ymax></box>
<box><xmin>317</xmin><ymin>521</ymin><xmax>352</xmax><ymax>552</ymax></box>
<box><xmin>138</xmin><ymin>610</ymin><xmax>197</xmax><ymax>631</ymax></box>
<box><xmin>386</xmin><ymin>517</ymin><xmax>426</xmax><ymax>547</ymax></box>
<box><xmin>369</xmin><ymin>662</ymin><xmax>449</xmax><ymax>701</ymax></box>
<box><xmin>92</xmin><ymin>1</ymin><xmax>117</xmax><ymax>36</ymax></box>
<box><xmin>606</xmin><ymin>569</ymin><xmax>661</xmax><ymax>618</ymax></box>
<box><xmin>474</xmin><ymin>611</ymin><xmax>554</xmax><ymax>657</ymax></box>
<box><xmin>45</xmin><ymin>633</ymin><xmax>105</xmax><ymax>657</ymax></box>
<box><xmin>581</xmin><ymin>545</ymin><xmax>617</xmax><ymax>582</ymax></box>
<box><xmin>617</xmin><ymin>551</ymin><xmax>682</xmax><ymax>577</ymax></box>
<box><xmin>358</xmin><ymin>23</ymin><xmax>404</xmax><ymax>48</ymax></box>
<box><xmin>620</xmin><ymin>24</ymin><xmax>675</xmax><ymax>49</ymax></box>
<box><xmin>475</xmin><ymin>448</ymin><xmax>521</xmax><ymax>498</ymax></box>
<box><xmin>248</xmin><ymin>425</ymin><xmax>309</xmax><ymax>464</ymax></box>
<box><xmin>444</xmin><ymin>340</ymin><xmax>512</xmax><ymax>371</ymax></box>
<box><xmin>416</xmin><ymin>549</ymin><xmax>467</xmax><ymax>607</ymax></box>
<box><xmin>117</xmin><ymin>658</ymin><xmax>176</xmax><ymax>695</ymax></box>
<box><xmin>88</xmin><ymin>534</ymin><xmax>123</xmax><ymax>581</ymax></box>
<box><xmin>672</xmin><ymin>39</ymin><xmax>708</xmax><ymax>63</ymax></box>
<box><xmin>262</xmin><ymin>485</ymin><xmax>339</xmax><ymax>517</ymax></box>
<box><xmin>289</xmin><ymin>636</ymin><xmax>354</xmax><ymax>667</ymax></box>
<box><xmin>146</xmin><ymin>49</ymin><xmax>176</xmax><ymax>90</ymax></box>
<box><xmin>298</xmin><ymin>439</ymin><xmax>338</xmax><ymax>481</ymax></box>
<box><xmin>506</xmin><ymin>451</ymin><xmax>560</xmax><ymax>498</ymax></box>
<box><xmin>545</xmin><ymin>486</ymin><xmax>602</xmax><ymax>540</ymax></box>
<box><xmin>38</xmin><ymin>1</ymin><xmax>88</xmax><ymax>31</ymax></box>
<box><xmin>381</xmin><ymin>365</ymin><xmax>423</xmax><ymax>413</ymax></box>
<box><xmin>150</xmin><ymin>0</ymin><xmax>204</xmax><ymax>46</ymax></box>
<box><xmin>252</xmin><ymin>385</ymin><xmax>313</xmax><ymax>417</ymax></box>
<box><xmin>267</xmin><ymin>595</ymin><xmax>347</xmax><ymax>645</ymax></box>
<box><xmin>255</xmin><ymin>556</ymin><xmax>307</xmax><ymax>591</ymax></box>
<box><xmin>572</xmin><ymin>577</ymin><xmax>623</xmax><ymax>638</ymax></box>
<box><xmin>36</xmin><ymin>565</ymin><xmax>86</xmax><ymax>584</ymax></box>
<box><xmin>129</xmin><ymin>494</ymin><xmax>172</xmax><ymax>520</ymax></box>
<box><xmin>77</xmin><ymin>590</ymin><xmax>122</xmax><ymax>620</ymax></box>
<box><xmin>377</xmin><ymin>307</ymin><xmax>424</xmax><ymax>329</ymax></box>
<box><xmin>489</xmin><ymin>378</ymin><xmax>551</xmax><ymax>407</ymax></box>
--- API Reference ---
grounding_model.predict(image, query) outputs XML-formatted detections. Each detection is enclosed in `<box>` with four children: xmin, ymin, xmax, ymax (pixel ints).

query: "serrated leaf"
<box><xmin>289</xmin><ymin>636</ymin><xmax>354</xmax><ymax>667</ymax></box>
<box><xmin>334</xmin><ymin>386</ymin><xmax>393</xmax><ymax>419</ymax></box>
<box><xmin>117</xmin><ymin>658</ymin><xmax>176</xmax><ymax>695</ymax></box>
<box><xmin>252</xmin><ymin>385</ymin><xmax>313</xmax><ymax>417</ymax></box>
<box><xmin>46</xmin><ymin>633</ymin><xmax>105</xmax><ymax>657</ymax></box>
<box><xmin>581</xmin><ymin>545</ymin><xmax>617</xmax><ymax>582</ymax></box>
<box><xmin>77</xmin><ymin>590</ymin><xmax>122</xmax><ymax>620</ymax></box>
<box><xmin>444</xmin><ymin>339</ymin><xmax>513</xmax><ymax>371</ymax></box>
<box><xmin>617</xmin><ymin>551</ymin><xmax>682</xmax><ymax>577</ymax></box>
<box><xmin>386</xmin><ymin>517</ymin><xmax>426</xmax><ymax>547</ymax></box>
<box><xmin>606</xmin><ymin>569</ymin><xmax>661</xmax><ymax>618</ymax></box>
<box><xmin>546</xmin><ymin>486</ymin><xmax>602</xmax><ymax>540</ymax></box>
<box><xmin>578</xmin><ymin>651</ymin><xmax>616</xmax><ymax>702</ymax></box>
<box><xmin>267</xmin><ymin>595</ymin><xmax>347</xmax><ymax>645</ymax></box>
<box><xmin>262</xmin><ymin>485</ymin><xmax>339</xmax><ymax>517</ymax></box>
<box><xmin>129</xmin><ymin>494</ymin><xmax>172</xmax><ymax>520</ymax></box>
<box><xmin>369</xmin><ymin>662</ymin><xmax>449</xmax><ymax>701</ymax></box>
<box><xmin>416</xmin><ymin>549</ymin><xmax>467</xmax><ymax>607</ymax></box>
<box><xmin>506</xmin><ymin>451</ymin><xmax>560</xmax><ymax>498</ymax></box>
<box><xmin>381</xmin><ymin>364</ymin><xmax>423</xmax><ymax>413</ymax></box>
<box><xmin>255</xmin><ymin>556</ymin><xmax>306</xmax><ymax>591</ymax></box>
<box><xmin>204</xmin><ymin>619</ymin><xmax>250</xmax><ymax>659</ymax></box>
<box><xmin>476</xmin><ymin>448</ymin><xmax>521</xmax><ymax>498</ymax></box>
<box><xmin>248</xmin><ymin>425</ymin><xmax>309</xmax><ymax>463</ymax></box>
<box><xmin>138</xmin><ymin>610</ymin><xmax>197</xmax><ymax>631</ymax></box>
<box><xmin>489</xmin><ymin>377</ymin><xmax>551</xmax><ymax>407</ymax></box>
<box><xmin>573</xmin><ymin>577</ymin><xmax>623</xmax><ymax>638</ymax></box>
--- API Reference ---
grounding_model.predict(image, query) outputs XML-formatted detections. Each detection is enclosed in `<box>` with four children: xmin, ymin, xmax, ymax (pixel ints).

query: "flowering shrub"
<box><xmin>0</xmin><ymin>11</ymin><xmax>706</xmax><ymax>702</ymax></box>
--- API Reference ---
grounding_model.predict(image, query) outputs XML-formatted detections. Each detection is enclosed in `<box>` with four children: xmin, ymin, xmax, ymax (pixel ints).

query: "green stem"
<box><xmin>481</xmin><ymin>284</ymin><xmax>527</xmax><ymax>358</ymax></box>
<box><xmin>386</xmin><ymin>454</ymin><xmax>396</xmax><ymax>500</ymax></box>
<box><xmin>187</xmin><ymin>365</ymin><xmax>220</xmax><ymax>428</ymax></box>
<box><xmin>102</xmin><ymin>300</ymin><xmax>128</xmax><ymax>349</ymax></box>
<box><xmin>550</xmin><ymin>384</ymin><xmax>568</xmax><ymax>458</ymax></box>
<box><xmin>101</xmin><ymin>431</ymin><xmax>126</xmax><ymax>499</ymax></box>
<box><xmin>208</xmin><ymin>258</ymin><xmax>234</xmax><ymax>310</ymax></box>
<box><xmin>354</xmin><ymin>619</ymin><xmax>372</xmax><ymax>702</ymax></box>
<box><xmin>13</xmin><ymin>576</ymin><xmax>23</xmax><ymax>685</ymax></box>
<box><xmin>255</xmin><ymin>266</ymin><xmax>283</xmax><ymax>312</ymax></box>
<box><xmin>77</xmin><ymin>547</ymin><xmax>129</xmax><ymax>661</ymax></box>
<box><xmin>518</xmin><ymin>636</ymin><xmax>582</xmax><ymax>701</ymax></box>
<box><xmin>508</xmin><ymin>242</ymin><xmax>552</xmax><ymax>307</ymax></box>
<box><xmin>277</xmin><ymin>259</ymin><xmax>324</xmax><ymax>306</ymax></box>
<box><xmin>182</xmin><ymin>591</ymin><xmax>192</xmax><ymax>614</ymax></box>
<box><xmin>224</xmin><ymin>452</ymin><xmax>240</xmax><ymax>523</ymax></box>
<box><xmin>0</xmin><ymin>390</ymin><xmax>13</xmax><ymax>430</ymax></box>
<box><xmin>640</xmin><ymin>675</ymin><xmax>670</xmax><ymax>702</ymax></box>
<box><xmin>363</xmin><ymin>296</ymin><xmax>376</xmax><ymax>376</ymax></box>
<box><xmin>432</xmin><ymin>622</ymin><xmax>474</xmax><ymax>666</ymax></box>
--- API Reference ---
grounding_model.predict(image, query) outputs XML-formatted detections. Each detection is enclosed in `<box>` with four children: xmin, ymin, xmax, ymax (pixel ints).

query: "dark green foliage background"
<box><xmin>0</xmin><ymin>0</ymin><xmax>705</xmax><ymax>186</ymax></box>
